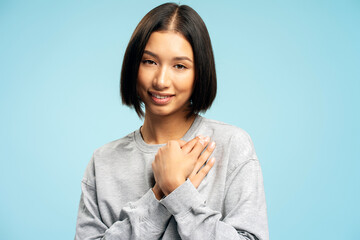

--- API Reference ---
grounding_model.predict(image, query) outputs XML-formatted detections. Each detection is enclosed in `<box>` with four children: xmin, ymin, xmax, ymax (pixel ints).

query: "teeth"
<box><xmin>153</xmin><ymin>94</ymin><xmax>169</xmax><ymax>99</ymax></box>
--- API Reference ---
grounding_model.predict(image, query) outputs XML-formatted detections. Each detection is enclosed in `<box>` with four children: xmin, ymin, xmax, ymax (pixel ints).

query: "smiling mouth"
<box><xmin>152</xmin><ymin>93</ymin><xmax>170</xmax><ymax>99</ymax></box>
<box><xmin>149</xmin><ymin>92</ymin><xmax>174</xmax><ymax>104</ymax></box>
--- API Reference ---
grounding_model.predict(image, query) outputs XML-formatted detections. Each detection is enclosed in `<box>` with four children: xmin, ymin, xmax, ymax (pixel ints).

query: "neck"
<box><xmin>141</xmin><ymin>111</ymin><xmax>196</xmax><ymax>144</ymax></box>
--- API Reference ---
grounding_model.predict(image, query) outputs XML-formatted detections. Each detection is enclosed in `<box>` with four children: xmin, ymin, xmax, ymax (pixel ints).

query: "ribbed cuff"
<box><xmin>134</xmin><ymin>188</ymin><xmax>172</xmax><ymax>226</ymax></box>
<box><xmin>160</xmin><ymin>179</ymin><xmax>206</xmax><ymax>216</ymax></box>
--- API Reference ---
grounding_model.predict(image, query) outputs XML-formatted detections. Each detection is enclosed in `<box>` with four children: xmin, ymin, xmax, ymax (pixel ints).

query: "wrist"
<box><xmin>163</xmin><ymin>178</ymin><xmax>186</xmax><ymax>196</ymax></box>
<box><xmin>152</xmin><ymin>184</ymin><xmax>164</xmax><ymax>200</ymax></box>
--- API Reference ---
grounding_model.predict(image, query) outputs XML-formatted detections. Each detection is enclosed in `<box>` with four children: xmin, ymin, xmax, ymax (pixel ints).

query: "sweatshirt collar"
<box><xmin>134</xmin><ymin>115</ymin><xmax>203</xmax><ymax>153</ymax></box>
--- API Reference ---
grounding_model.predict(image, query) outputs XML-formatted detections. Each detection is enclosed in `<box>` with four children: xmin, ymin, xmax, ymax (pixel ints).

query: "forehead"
<box><xmin>144</xmin><ymin>31</ymin><xmax>194</xmax><ymax>59</ymax></box>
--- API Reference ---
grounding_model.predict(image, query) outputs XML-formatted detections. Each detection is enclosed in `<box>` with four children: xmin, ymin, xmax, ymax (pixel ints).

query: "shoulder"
<box><xmin>199</xmin><ymin>116</ymin><xmax>258</xmax><ymax>168</ymax></box>
<box><xmin>93</xmin><ymin>131</ymin><xmax>136</xmax><ymax>158</ymax></box>
<box><xmin>200</xmin><ymin>117</ymin><xmax>254</xmax><ymax>150</ymax></box>
<box><xmin>201</xmin><ymin>117</ymin><xmax>252</xmax><ymax>141</ymax></box>
<box><xmin>82</xmin><ymin>131</ymin><xmax>136</xmax><ymax>183</ymax></box>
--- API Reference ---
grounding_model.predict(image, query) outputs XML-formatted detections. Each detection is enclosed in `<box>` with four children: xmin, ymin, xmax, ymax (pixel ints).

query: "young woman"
<box><xmin>75</xmin><ymin>3</ymin><xmax>268</xmax><ymax>240</ymax></box>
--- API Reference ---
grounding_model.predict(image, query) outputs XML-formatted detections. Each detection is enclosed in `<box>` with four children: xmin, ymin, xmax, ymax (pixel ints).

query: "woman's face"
<box><xmin>137</xmin><ymin>31</ymin><xmax>195</xmax><ymax>119</ymax></box>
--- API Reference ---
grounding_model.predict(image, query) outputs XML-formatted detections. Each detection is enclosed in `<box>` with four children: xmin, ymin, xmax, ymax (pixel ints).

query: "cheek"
<box><xmin>179</xmin><ymin>74</ymin><xmax>195</xmax><ymax>94</ymax></box>
<box><xmin>173</xmin><ymin>69</ymin><xmax>194</xmax><ymax>89</ymax></box>
<box><xmin>137</xmin><ymin>68</ymin><xmax>149</xmax><ymax>90</ymax></box>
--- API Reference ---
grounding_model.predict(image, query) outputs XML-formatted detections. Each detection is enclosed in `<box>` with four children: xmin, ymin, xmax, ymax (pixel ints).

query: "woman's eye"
<box><xmin>143</xmin><ymin>60</ymin><xmax>156</xmax><ymax>65</ymax></box>
<box><xmin>174</xmin><ymin>64</ymin><xmax>186</xmax><ymax>70</ymax></box>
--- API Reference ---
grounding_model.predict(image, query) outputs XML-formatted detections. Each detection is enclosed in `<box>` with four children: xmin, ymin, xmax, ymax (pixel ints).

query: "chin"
<box><xmin>145</xmin><ymin>106</ymin><xmax>189</xmax><ymax>118</ymax></box>
<box><xmin>148</xmin><ymin>109</ymin><xmax>174</xmax><ymax>117</ymax></box>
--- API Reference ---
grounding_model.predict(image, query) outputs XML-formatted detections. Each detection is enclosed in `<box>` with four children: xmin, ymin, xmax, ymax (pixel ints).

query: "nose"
<box><xmin>153</xmin><ymin>66</ymin><xmax>170</xmax><ymax>90</ymax></box>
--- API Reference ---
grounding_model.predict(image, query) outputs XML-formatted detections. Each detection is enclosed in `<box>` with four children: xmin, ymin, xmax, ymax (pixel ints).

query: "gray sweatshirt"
<box><xmin>75</xmin><ymin>116</ymin><xmax>269</xmax><ymax>240</ymax></box>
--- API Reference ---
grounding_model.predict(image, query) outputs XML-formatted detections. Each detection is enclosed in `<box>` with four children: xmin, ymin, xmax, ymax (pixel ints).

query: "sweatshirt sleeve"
<box><xmin>160</xmin><ymin>159</ymin><xmax>269</xmax><ymax>240</ymax></box>
<box><xmin>75</xmin><ymin>156</ymin><xmax>172</xmax><ymax>240</ymax></box>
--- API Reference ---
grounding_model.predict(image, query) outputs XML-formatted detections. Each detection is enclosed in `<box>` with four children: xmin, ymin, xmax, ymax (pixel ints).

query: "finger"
<box><xmin>191</xmin><ymin>141</ymin><xmax>216</xmax><ymax>175</ymax></box>
<box><xmin>190</xmin><ymin>136</ymin><xmax>210</xmax><ymax>157</ymax></box>
<box><xmin>175</xmin><ymin>139</ymin><xmax>187</xmax><ymax>147</ymax></box>
<box><xmin>181</xmin><ymin>137</ymin><xmax>199</xmax><ymax>154</ymax></box>
<box><xmin>190</xmin><ymin>157</ymin><xmax>215</xmax><ymax>188</ymax></box>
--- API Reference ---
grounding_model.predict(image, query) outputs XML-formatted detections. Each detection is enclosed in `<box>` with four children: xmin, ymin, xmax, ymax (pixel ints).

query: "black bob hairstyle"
<box><xmin>120</xmin><ymin>2</ymin><xmax>217</xmax><ymax>118</ymax></box>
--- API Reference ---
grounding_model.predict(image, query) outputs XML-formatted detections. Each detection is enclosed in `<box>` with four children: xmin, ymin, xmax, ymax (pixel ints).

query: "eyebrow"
<box><xmin>143</xmin><ymin>50</ymin><xmax>193</xmax><ymax>63</ymax></box>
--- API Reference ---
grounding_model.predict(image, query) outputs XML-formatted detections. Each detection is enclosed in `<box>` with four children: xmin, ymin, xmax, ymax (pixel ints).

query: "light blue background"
<box><xmin>1</xmin><ymin>0</ymin><xmax>359</xmax><ymax>239</ymax></box>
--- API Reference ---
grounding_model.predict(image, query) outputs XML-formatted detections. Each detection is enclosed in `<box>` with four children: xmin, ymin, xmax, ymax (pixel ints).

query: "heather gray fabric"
<box><xmin>75</xmin><ymin>115</ymin><xmax>269</xmax><ymax>240</ymax></box>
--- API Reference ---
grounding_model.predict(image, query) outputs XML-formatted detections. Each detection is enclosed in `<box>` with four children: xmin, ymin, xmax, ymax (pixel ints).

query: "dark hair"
<box><xmin>120</xmin><ymin>2</ymin><xmax>216</xmax><ymax>118</ymax></box>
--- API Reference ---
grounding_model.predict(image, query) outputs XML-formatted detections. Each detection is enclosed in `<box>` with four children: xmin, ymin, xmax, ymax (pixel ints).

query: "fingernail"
<box><xmin>200</xmin><ymin>136</ymin><xmax>210</xmax><ymax>146</ymax></box>
<box><xmin>210</xmin><ymin>157</ymin><xmax>215</xmax><ymax>163</ymax></box>
<box><xmin>196</xmin><ymin>135</ymin><xmax>204</xmax><ymax>140</ymax></box>
<box><xmin>208</xmin><ymin>141</ymin><xmax>215</xmax><ymax>150</ymax></box>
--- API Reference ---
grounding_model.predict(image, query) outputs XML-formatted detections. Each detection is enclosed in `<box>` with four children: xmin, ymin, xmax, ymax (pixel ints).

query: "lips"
<box><xmin>149</xmin><ymin>91</ymin><xmax>174</xmax><ymax>105</ymax></box>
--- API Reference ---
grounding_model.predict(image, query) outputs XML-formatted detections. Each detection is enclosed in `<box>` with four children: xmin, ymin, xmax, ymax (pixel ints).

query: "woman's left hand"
<box><xmin>152</xmin><ymin>136</ymin><xmax>216</xmax><ymax>196</ymax></box>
